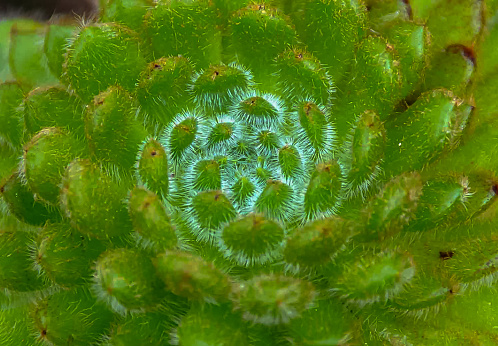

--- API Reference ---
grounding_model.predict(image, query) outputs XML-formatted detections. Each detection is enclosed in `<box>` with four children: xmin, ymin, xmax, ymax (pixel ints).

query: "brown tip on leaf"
<box><xmin>400</xmin><ymin>0</ymin><xmax>413</xmax><ymax>20</ymax></box>
<box><xmin>492</xmin><ymin>184</ymin><xmax>498</xmax><ymax>195</ymax></box>
<box><xmin>446</xmin><ymin>44</ymin><xmax>476</xmax><ymax>66</ymax></box>
<box><xmin>439</xmin><ymin>250</ymin><xmax>455</xmax><ymax>260</ymax></box>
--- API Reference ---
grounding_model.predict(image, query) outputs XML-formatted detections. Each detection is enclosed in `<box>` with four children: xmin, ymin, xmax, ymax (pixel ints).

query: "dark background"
<box><xmin>0</xmin><ymin>0</ymin><xmax>98</xmax><ymax>19</ymax></box>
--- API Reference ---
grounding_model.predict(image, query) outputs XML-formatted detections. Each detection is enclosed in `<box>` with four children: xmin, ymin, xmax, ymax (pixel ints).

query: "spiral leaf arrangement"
<box><xmin>1</xmin><ymin>0</ymin><xmax>498</xmax><ymax>344</ymax></box>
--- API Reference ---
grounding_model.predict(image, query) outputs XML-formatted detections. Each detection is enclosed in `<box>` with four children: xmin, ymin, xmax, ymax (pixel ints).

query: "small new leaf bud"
<box><xmin>136</xmin><ymin>138</ymin><xmax>170</xmax><ymax>199</ymax></box>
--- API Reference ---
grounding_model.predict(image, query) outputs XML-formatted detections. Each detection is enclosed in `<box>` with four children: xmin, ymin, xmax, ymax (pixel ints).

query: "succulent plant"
<box><xmin>1</xmin><ymin>0</ymin><xmax>498</xmax><ymax>344</ymax></box>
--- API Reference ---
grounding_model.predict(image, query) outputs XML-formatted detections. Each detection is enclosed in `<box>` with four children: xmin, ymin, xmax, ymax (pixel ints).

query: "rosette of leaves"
<box><xmin>1</xmin><ymin>0</ymin><xmax>498</xmax><ymax>345</ymax></box>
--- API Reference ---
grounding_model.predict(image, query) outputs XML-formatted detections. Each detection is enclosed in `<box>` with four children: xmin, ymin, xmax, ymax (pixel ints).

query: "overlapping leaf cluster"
<box><xmin>1</xmin><ymin>0</ymin><xmax>498</xmax><ymax>344</ymax></box>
